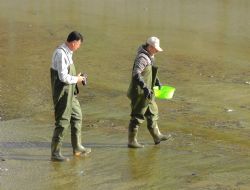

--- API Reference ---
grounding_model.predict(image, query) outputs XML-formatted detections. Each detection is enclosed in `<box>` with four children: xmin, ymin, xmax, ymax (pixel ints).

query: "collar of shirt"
<box><xmin>61</xmin><ymin>43</ymin><xmax>73</xmax><ymax>56</ymax></box>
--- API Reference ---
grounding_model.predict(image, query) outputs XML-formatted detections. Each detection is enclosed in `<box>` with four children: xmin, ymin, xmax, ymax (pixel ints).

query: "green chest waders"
<box><xmin>127</xmin><ymin>64</ymin><xmax>171</xmax><ymax>148</ymax></box>
<box><xmin>50</xmin><ymin>64</ymin><xmax>90</xmax><ymax>161</ymax></box>
<box><xmin>127</xmin><ymin>65</ymin><xmax>157</xmax><ymax>148</ymax></box>
<box><xmin>128</xmin><ymin>65</ymin><xmax>158</xmax><ymax>124</ymax></box>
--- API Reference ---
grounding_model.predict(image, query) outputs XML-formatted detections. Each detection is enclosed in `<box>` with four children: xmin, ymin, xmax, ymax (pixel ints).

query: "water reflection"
<box><xmin>127</xmin><ymin>147</ymin><xmax>160</xmax><ymax>180</ymax></box>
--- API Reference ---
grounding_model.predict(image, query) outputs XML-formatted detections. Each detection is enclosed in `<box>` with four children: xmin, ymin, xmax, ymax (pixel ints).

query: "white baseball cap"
<box><xmin>146</xmin><ymin>36</ymin><xmax>163</xmax><ymax>52</ymax></box>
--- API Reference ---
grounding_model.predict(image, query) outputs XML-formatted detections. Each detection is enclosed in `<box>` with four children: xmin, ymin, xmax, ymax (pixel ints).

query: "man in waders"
<box><xmin>50</xmin><ymin>31</ymin><xmax>91</xmax><ymax>161</ymax></box>
<box><xmin>127</xmin><ymin>36</ymin><xmax>172</xmax><ymax>148</ymax></box>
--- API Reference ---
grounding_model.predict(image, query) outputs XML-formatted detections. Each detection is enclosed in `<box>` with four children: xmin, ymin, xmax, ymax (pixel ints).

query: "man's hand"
<box><xmin>77</xmin><ymin>73</ymin><xmax>85</xmax><ymax>83</ymax></box>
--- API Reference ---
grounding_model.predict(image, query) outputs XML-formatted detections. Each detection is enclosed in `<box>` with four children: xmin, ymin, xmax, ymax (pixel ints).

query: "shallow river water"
<box><xmin>0</xmin><ymin>0</ymin><xmax>250</xmax><ymax>189</ymax></box>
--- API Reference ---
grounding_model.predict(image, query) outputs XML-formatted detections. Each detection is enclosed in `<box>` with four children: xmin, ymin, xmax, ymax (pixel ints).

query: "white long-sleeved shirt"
<box><xmin>51</xmin><ymin>43</ymin><xmax>78</xmax><ymax>84</ymax></box>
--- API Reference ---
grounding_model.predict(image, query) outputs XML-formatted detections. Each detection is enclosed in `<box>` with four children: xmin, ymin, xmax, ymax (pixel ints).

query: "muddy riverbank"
<box><xmin>1</xmin><ymin>118</ymin><xmax>250</xmax><ymax>190</ymax></box>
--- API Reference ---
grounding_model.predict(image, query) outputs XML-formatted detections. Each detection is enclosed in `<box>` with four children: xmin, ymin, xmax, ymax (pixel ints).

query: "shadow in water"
<box><xmin>0</xmin><ymin>141</ymin><xmax>50</xmax><ymax>148</ymax></box>
<box><xmin>0</xmin><ymin>141</ymin><xmax>129</xmax><ymax>149</ymax></box>
<box><xmin>0</xmin><ymin>141</ymin><xmax>131</xmax><ymax>161</ymax></box>
<box><xmin>0</xmin><ymin>155</ymin><xmax>49</xmax><ymax>161</ymax></box>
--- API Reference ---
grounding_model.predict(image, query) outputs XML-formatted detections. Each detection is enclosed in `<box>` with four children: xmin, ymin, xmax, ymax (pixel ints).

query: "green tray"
<box><xmin>153</xmin><ymin>85</ymin><xmax>175</xmax><ymax>99</ymax></box>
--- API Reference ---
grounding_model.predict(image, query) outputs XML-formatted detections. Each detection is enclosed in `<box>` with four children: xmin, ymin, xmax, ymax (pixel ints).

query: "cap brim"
<box><xmin>156</xmin><ymin>46</ymin><xmax>163</xmax><ymax>52</ymax></box>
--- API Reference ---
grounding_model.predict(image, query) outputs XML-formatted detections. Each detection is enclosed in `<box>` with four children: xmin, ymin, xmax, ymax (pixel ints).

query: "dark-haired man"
<box><xmin>50</xmin><ymin>31</ymin><xmax>91</xmax><ymax>161</ymax></box>
<box><xmin>127</xmin><ymin>36</ymin><xmax>172</xmax><ymax>148</ymax></box>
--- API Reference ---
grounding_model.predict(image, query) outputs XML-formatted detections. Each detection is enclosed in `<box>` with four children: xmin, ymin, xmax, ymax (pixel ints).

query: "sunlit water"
<box><xmin>0</xmin><ymin>0</ymin><xmax>250</xmax><ymax>189</ymax></box>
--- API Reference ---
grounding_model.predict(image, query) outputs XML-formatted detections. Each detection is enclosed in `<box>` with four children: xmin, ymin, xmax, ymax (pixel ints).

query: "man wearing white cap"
<box><xmin>127</xmin><ymin>36</ymin><xmax>171</xmax><ymax>148</ymax></box>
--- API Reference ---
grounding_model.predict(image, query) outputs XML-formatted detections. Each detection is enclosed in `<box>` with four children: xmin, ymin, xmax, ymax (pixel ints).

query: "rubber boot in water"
<box><xmin>72</xmin><ymin>133</ymin><xmax>91</xmax><ymax>156</ymax></box>
<box><xmin>51</xmin><ymin>141</ymin><xmax>69</xmax><ymax>162</ymax></box>
<box><xmin>148</xmin><ymin>124</ymin><xmax>172</xmax><ymax>145</ymax></box>
<box><xmin>128</xmin><ymin>125</ymin><xmax>144</xmax><ymax>148</ymax></box>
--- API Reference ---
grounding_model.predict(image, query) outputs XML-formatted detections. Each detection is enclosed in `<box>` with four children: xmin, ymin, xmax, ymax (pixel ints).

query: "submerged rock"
<box><xmin>224</xmin><ymin>108</ymin><xmax>234</xmax><ymax>112</ymax></box>
<box><xmin>0</xmin><ymin>167</ymin><xmax>8</xmax><ymax>172</ymax></box>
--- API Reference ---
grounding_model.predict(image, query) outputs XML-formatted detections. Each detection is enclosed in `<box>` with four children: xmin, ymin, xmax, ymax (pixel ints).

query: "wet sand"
<box><xmin>1</xmin><ymin>118</ymin><xmax>250</xmax><ymax>190</ymax></box>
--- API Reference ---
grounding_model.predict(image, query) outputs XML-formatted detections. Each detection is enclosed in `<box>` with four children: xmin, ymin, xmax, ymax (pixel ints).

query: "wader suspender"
<box><xmin>58</xmin><ymin>47</ymin><xmax>79</xmax><ymax>94</ymax></box>
<box><xmin>133</xmin><ymin>53</ymin><xmax>152</xmax><ymax>70</ymax></box>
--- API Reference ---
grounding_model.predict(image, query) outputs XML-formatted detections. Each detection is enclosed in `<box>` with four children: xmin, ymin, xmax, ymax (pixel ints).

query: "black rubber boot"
<box><xmin>51</xmin><ymin>141</ymin><xmax>69</xmax><ymax>162</ymax></box>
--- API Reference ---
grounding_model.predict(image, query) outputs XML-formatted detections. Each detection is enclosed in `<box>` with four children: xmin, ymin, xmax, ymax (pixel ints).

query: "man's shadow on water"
<box><xmin>0</xmin><ymin>141</ymin><xmax>136</xmax><ymax>161</ymax></box>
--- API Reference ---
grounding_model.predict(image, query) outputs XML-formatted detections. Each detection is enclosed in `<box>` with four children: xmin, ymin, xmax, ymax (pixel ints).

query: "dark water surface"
<box><xmin>0</xmin><ymin>0</ymin><xmax>250</xmax><ymax>189</ymax></box>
